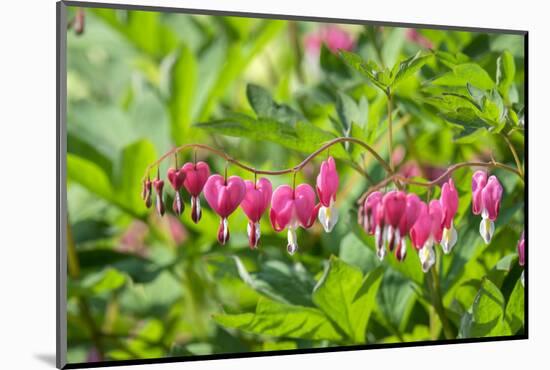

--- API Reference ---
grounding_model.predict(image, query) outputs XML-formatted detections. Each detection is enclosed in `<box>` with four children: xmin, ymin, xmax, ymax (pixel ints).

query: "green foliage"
<box><xmin>214</xmin><ymin>298</ymin><xmax>344</xmax><ymax>341</ymax></box>
<box><xmin>217</xmin><ymin>257</ymin><xmax>383</xmax><ymax>344</ymax></box>
<box><xmin>66</xmin><ymin>9</ymin><xmax>525</xmax><ymax>362</ymax></box>
<box><xmin>340</xmin><ymin>50</ymin><xmax>432</xmax><ymax>93</ymax></box>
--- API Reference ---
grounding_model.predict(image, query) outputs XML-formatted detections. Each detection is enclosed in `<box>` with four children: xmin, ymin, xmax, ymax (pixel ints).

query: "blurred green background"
<box><xmin>66</xmin><ymin>6</ymin><xmax>525</xmax><ymax>364</ymax></box>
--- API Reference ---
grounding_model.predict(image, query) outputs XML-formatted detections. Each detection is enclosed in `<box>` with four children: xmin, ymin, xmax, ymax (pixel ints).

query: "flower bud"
<box><xmin>153</xmin><ymin>179</ymin><xmax>165</xmax><ymax>216</ymax></box>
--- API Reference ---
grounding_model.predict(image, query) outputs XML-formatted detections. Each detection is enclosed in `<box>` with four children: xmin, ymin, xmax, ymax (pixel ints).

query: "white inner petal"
<box><xmin>419</xmin><ymin>239</ymin><xmax>435</xmax><ymax>272</ymax></box>
<box><xmin>479</xmin><ymin>218</ymin><xmax>494</xmax><ymax>244</ymax></box>
<box><xmin>318</xmin><ymin>202</ymin><xmax>339</xmax><ymax>233</ymax></box>
<box><xmin>222</xmin><ymin>217</ymin><xmax>229</xmax><ymax>240</ymax></box>
<box><xmin>375</xmin><ymin>225</ymin><xmax>386</xmax><ymax>261</ymax></box>
<box><xmin>287</xmin><ymin>227</ymin><xmax>298</xmax><ymax>255</ymax></box>
<box><xmin>441</xmin><ymin>224</ymin><xmax>458</xmax><ymax>254</ymax></box>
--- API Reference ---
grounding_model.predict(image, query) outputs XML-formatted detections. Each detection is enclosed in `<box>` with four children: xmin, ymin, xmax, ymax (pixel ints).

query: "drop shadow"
<box><xmin>34</xmin><ymin>353</ymin><xmax>57</xmax><ymax>367</ymax></box>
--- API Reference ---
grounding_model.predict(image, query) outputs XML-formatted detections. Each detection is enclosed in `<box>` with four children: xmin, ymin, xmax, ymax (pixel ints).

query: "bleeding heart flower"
<box><xmin>359</xmin><ymin>191</ymin><xmax>386</xmax><ymax>260</ymax></box>
<box><xmin>359</xmin><ymin>192</ymin><xmax>383</xmax><ymax>234</ymax></box>
<box><xmin>472</xmin><ymin>170</ymin><xmax>488</xmax><ymax>215</ymax></box>
<box><xmin>472</xmin><ymin>171</ymin><xmax>503</xmax><ymax>244</ymax></box>
<box><xmin>142</xmin><ymin>179</ymin><xmax>152</xmax><ymax>209</ymax></box>
<box><xmin>203</xmin><ymin>174</ymin><xmax>246</xmax><ymax>245</ymax></box>
<box><xmin>316</xmin><ymin>156</ymin><xmax>339</xmax><ymax>233</ymax></box>
<box><xmin>518</xmin><ymin>231</ymin><xmax>525</xmax><ymax>267</ymax></box>
<box><xmin>439</xmin><ymin>178</ymin><xmax>458</xmax><ymax>254</ymax></box>
<box><xmin>382</xmin><ymin>191</ymin><xmax>407</xmax><ymax>255</ymax></box>
<box><xmin>410</xmin><ymin>200</ymin><xmax>443</xmax><ymax>272</ymax></box>
<box><xmin>153</xmin><ymin>178</ymin><xmax>165</xmax><ymax>216</ymax></box>
<box><xmin>395</xmin><ymin>193</ymin><xmax>422</xmax><ymax>262</ymax></box>
<box><xmin>167</xmin><ymin>167</ymin><xmax>186</xmax><ymax>215</ymax></box>
<box><xmin>241</xmin><ymin>178</ymin><xmax>273</xmax><ymax>249</ymax></box>
<box><xmin>270</xmin><ymin>183</ymin><xmax>319</xmax><ymax>255</ymax></box>
<box><xmin>182</xmin><ymin>162</ymin><xmax>210</xmax><ymax>223</ymax></box>
<box><xmin>518</xmin><ymin>230</ymin><xmax>525</xmax><ymax>285</ymax></box>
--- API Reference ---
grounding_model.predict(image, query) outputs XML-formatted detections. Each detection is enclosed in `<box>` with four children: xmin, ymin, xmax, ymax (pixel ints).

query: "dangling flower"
<box><xmin>472</xmin><ymin>171</ymin><xmax>503</xmax><ymax>244</ymax></box>
<box><xmin>203</xmin><ymin>174</ymin><xmax>246</xmax><ymax>245</ymax></box>
<box><xmin>410</xmin><ymin>202</ymin><xmax>433</xmax><ymax>272</ymax></box>
<box><xmin>316</xmin><ymin>156</ymin><xmax>339</xmax><ymax>233</ymax></box>
<box><xmin>359</xmin><ymin>191</ymin><xmax>383</xmax><ymax>235</ymax></box>
<box><xmin>382</xmin><ymin>191</ymin><xmax>407</xmax><ymax>253</ymax></box>
<box><xmin>142</xmin><ymin>178</ymin><xmax>152</xmax><ymax>209</ymax></box>
<box><xmin>440</xmin><ymin>178</ymin><xmax>458</xmax><ymax>254</ymax></box>
<box><xmin>167</xmin><ymin>167</ymin><xmax>186</xmax><ymax>215</ymax></box>
<box><xmin>182</xmin><ymin>161</ymin><xmax>210</xmax><ymax>223</ymax></box>
<box><xmin>395</xmin><ymin>193</ymin><xmax>422</xmax><ymax>262</ymax></box>
<box><xmin>359</xmin><ymin>191</ymin><xmax>385</xmax><ymax>260</ymax></box>
<box><xmin>517</xmin><ymin>230</ymin><xmax>525</xmax><ymax>285</ymax></box>
<box><xmin>270</xmin><ymin>184</ymin><xmax>319</xmax><ymax>255</ymax></box>
<box><xmin>518</xmin><ymin>231</ymin><xmax>525</xmax><ymax>267</ymax></box>
<box><xmin>241</xmin><ymin>178</ymin><xmax>272</xmax><ymax>249</ymax></box>
<box><xmin>410</xmin><ymin>200</ymin><xmax>443</xmax><ymax>272</ymax></box>
<box><xmin>153</xmin><ymin>178</ymin><xmax>165</xmax><ymax>216</ymax></box>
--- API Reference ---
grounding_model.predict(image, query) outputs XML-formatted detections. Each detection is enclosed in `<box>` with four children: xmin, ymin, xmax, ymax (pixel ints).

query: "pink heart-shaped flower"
<box><xmin>182</xmin><ymin>162</ymin><xmax>210</xmax><ymax>196</ymax></box>
<box><xmin>203</xmin><ymin>174</ymin><xmax>246</xmax><ymax>218</ymax></box>
<box><xmin>241</xmin><ymin>178</ymin><xmax>273</xmax><ymax>222</ymax></box>
<box><xmin>167</xmin><ymin>167</ymin><xmax>186</xmax><ymax>191</ymax></box>
<box><xmin>471</xmin><ymin>170</ymin><xmax>488</xmax><ymax>215</ymax></box>
<box><xmin>440</xmin><ymin>178</ymin><xmax>458</xmax><ymax>229</ymax></box>
<box><xmin>270</xmin><ymin>184</ymin><xmax>318</xmax><ymax>232</ymax></box>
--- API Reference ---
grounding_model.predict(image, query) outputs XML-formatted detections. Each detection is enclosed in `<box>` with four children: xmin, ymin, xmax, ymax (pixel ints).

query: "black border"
<box><xmin>57</xmin><ymin>1</ymin><xmax>528</xmax><ymax>369</ymax></box>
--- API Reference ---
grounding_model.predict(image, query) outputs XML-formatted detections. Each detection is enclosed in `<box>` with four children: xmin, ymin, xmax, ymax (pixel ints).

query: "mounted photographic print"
<box><xmin>57</xmin><ymin>1</ymin><xmax>527</xmax><ymax>368</ymax></box>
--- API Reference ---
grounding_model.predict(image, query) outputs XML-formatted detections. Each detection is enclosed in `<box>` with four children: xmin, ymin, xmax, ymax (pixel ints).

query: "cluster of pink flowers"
<box><xmin>358</xmin><ymin>171</ymin><xmax>506</xmax><ymax>272</ymax></box>
<box><xmin>142</xmin><ymin>157</ymin><xmax>340</xmax><ymax>253</ymax></box>
<box><xmin>143</xmin><ymin>158</ymin><xmax>516</xmax><ymax>273</ymax></box>
<box><xmin>358</xmin><ymin>179</ymin><xmax>458</xmax><ymax>272</ymax></box>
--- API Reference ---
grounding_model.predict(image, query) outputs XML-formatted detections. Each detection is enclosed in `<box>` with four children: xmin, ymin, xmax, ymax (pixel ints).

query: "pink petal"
<box><xmin>410</xmin><ymin>202</ymin><xmax>430</xmax><ymax>249</ymax></box>
<box><xmin>440</xmin><ymin>178</ymin><xmax>458</xmax><ymax>229</ymax></box>
<box><xmin>182</xmin><ymin>161</ymin><xmax>211</xmax><ymax>196</ymax></box>
<box><xmin>400</xmin><ymin>193</ymin><xmax>421</xmax><ymax>234</ymax></box>
<box><xmin>241</xmin><ymin>178</ymin><xmax>272</xmax><ymax>222</ymax></box>
<box><xmin>294</xmin><ymin>183</ymin><xmax>317</xmax><ymax>228</ymax></box>
<box><xmin>203</xmin><ymin>174</ymin><xmax>245</xmax><ymax>218</ymax></box>
<box><xmin>316</xmin><ymin>156</ymin><xmax>339</xmax><ymax>207</ymax></box>
<box><xmin>383</xmin><ymin>190</ymin><xmax>407</xmax><ymax>227</ymax></box>
<box><xmin>167</xmin><ymin>167</ymin><xmax>185</xmax><ymax>190</ymax></box>
<box><xmin>472</xmin><ymin>170</ymin><xmax>488</xmax><ymax>215</ymax></box>
<box><xmin>481</xmin><ymin>175</ymin><xmax>503</xmax><ymax>221</ymax></box>
<box><xmin>429</xmin><ymin>200</ymin><xmax>444</xmax><ymax>243</ymax></box>
<box><xmin>518</xmin><ymin>231</ymin><xmax>525</xmax><ymax>266</ymax></box>
<box><xmin>270</xmin><ymin>185</ymin><xmax>295</xmax><ymax>231</ymax></box>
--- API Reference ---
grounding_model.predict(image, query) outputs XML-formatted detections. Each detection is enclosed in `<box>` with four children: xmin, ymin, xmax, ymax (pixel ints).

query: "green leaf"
<box><xmin>246</xmin><ymin>84</ymin><xmax>303</xmax><ymax>125</ymax></box>
<box><xmin>168</xmin><ymin>45</ymin><xmax>197</xmax><ymax>144</ymax></box>
<box><xmin>213</xmin><ymin>297</ymin><xmax>344</xmax><ymax>341</ymax></box>
<box><xmin>196</xmin><ymin>113</ymin><xmax>348</xmax><ymax>159</ymax></box>
<box><xmin>336</xmin><ymin>92</ymin><xmax>368</xmax><ymax>131</ymax></box>
<box><xmin>76</xmin><ymin>267</ymin><xmax>127</xmax><ymax>295</ymax></box>
<box><xmin>114</xmin><ymin>140</ymin><xmax>157</xmax><ymax>216</ymax></box>
<box><xmin>381</xmin><ymin>28</ymin><xmax>405</xmax><ymax>68</ymax></box>
<box><xmin>198</xmin><ymin>20</ymin><xmax>285</xmax><ymax>120</ymax></box>
<box><xmin>320</xmin><ymin>44</ymin><xmax>350</xmax><ymax>78</ymax></box>
<box><xmin>431</xmin><ymin>63</ymin><xmax>495</xmax><ymax>90</ymax></box>
<box><xmin>93</xmin><ymin>9</ymin><xmax>178</xmax><ymax>58</ymax></box>
<box><xmin>312</xmin><ymin>257</ymin><xmax>383</xmax><ymax>343</ymax></box>
<box><xmin>505</xmin><ymin>277</ymin><xmax>524</xmax><ymax>333</ymax></box>
<box><xmin>496</xmin><ymin>50</ymin><xmax>516</xmax><ymax>100</ymax></box>
<box><xmin>460</xmin><ymin>278</ymin><xmax>512</xmax><ymax>338</ymax></box>
<box><xmin>233</xmin><ymin>257</ymin><xmax>316</xmax><ymax>307</ymax></box>
<box><xmin>67</xmin><ymin>154</ymin><xmax>114</xmax><ymax>201</ymax></box>
<box><xmin>340</xmin><ymin>51</ymin><xmax>388</xmax><ymax>93</ymax></box>
<box><xmin>392</xmin><ymin>51</ymin><xmax>431</xmax><ymax>88</ymax></box>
